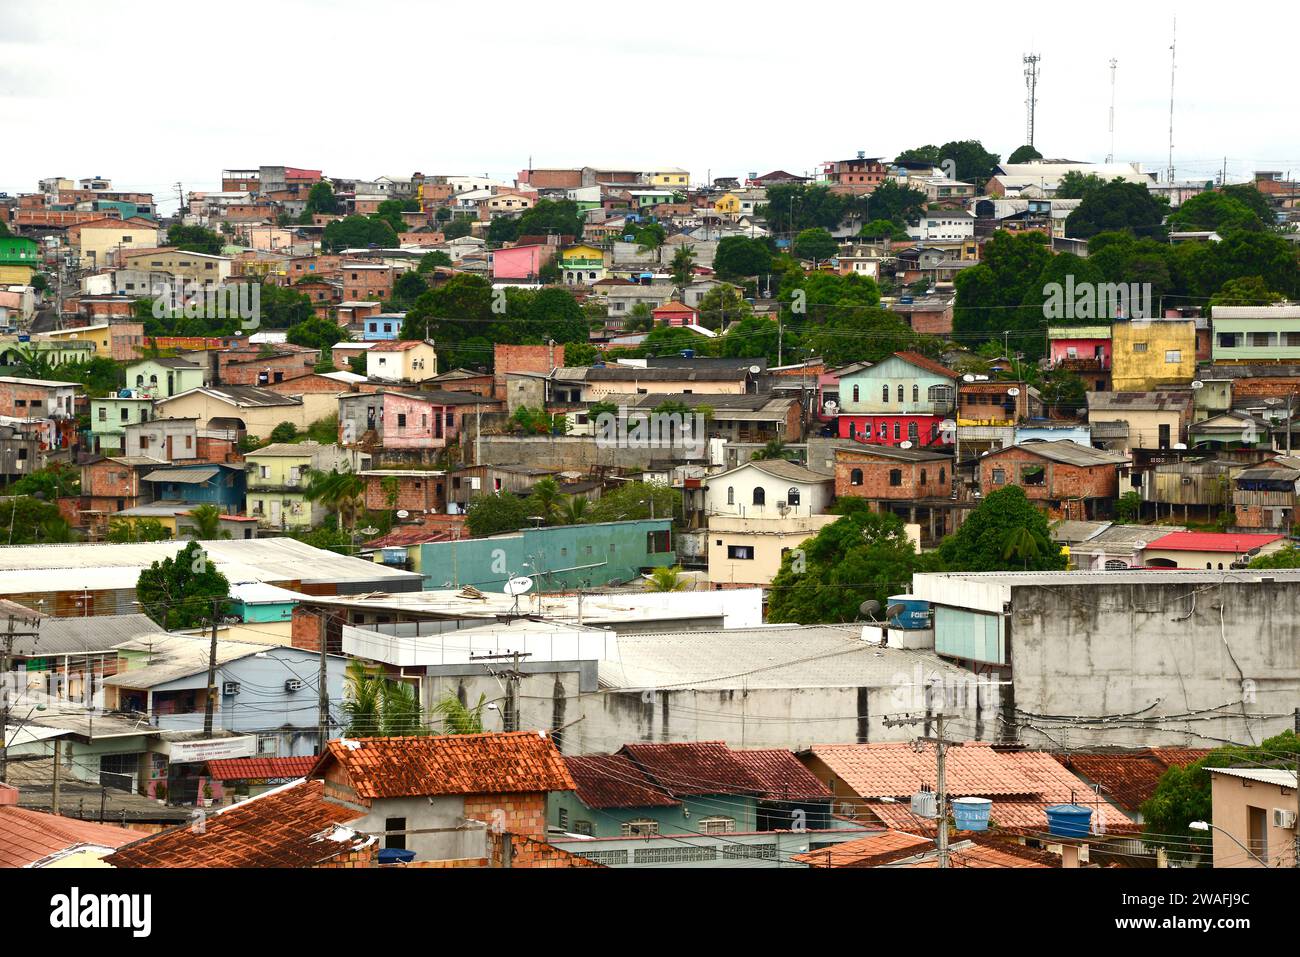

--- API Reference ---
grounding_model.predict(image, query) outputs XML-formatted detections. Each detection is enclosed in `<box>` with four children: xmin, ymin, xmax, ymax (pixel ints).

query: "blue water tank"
<box><xmin>1045</xmin><ymin>804</ymin><xmax>1093</xmax><ymax>838</ymax></box>
<box><xmin>952</xmin><ymin>797</ymin><xmax>991</xmax><ymax>832</ymax></box>
<box><xmin>680</xmin><ymin>349</ymin><xmax>695</xmax><ymax>359</ymax></box>
<box><xmin>887</xmin><ymin>595</ymin><xmax>931</xmax><ymax>630</ymax></box>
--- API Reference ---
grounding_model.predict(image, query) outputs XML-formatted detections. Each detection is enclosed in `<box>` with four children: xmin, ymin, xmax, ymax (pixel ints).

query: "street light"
<box><xmin>1188</xmin><ymin>820</ymin><xmax>1269</xmax><ymax>867</ymax></box>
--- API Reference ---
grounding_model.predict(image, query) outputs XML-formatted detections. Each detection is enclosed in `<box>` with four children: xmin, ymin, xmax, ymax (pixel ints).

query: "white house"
<box><xmin>705</xmin><ymin>459</ymin><xmax>835</xmax><ymax>519</ymax></box>
<box><xmin>906</xmin><ymin>209</ymin><xmax>975</xmax><ymax>242</ymax></box>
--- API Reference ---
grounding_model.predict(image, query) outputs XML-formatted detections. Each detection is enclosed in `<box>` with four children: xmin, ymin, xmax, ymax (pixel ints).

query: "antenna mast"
<box><xmin>1023</xmin><ymin>54</ymin><xmax>1041</xmax><ymax>148</ymax></box>
<box><xmin>1106</xmin><ymin>59</ymin><xmax>1117</xmax><ymax>164</ymax></box>
<box><xmin>1167</xmin><ymin>17</ymin><xmax>1177</xmax><ymax>185</ymax></box>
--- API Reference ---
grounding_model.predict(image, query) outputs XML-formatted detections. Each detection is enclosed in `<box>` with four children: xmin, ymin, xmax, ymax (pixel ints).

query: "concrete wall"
<box><xmin>1003</xmin><ymin>578</ymin><xmax>1300</xmax><ymax>748</ymax></box>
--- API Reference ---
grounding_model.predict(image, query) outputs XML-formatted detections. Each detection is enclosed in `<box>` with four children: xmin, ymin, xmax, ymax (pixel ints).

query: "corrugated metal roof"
<box><xmin>1208</xmin><ymin>767</ymin><xmax>1298</xmax><ymax>788</ymax></box>
<box><xmin>142</xmin><ymin>466</ymin><xmax>220</xmax><ymax>484</ymax></box>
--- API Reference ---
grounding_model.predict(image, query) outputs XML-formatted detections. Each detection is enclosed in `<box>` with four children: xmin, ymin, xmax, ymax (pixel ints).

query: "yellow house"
<box><xmin>74</xmin><ymin>218</ymin><xmax>162</xmax><ymax>269</ymax></box>
<box><xmin>41</xmin><ymin>323</ymin><xmax>115</xmax><ymax>355</ymax></box>
<box><xmin>121</xmin><ymin>248</ymin><xmax>233</xmax><ymax>284</ymax></box>
<box><xmin>368</xmin><ymin>340</ymin><xmax>439</xmax><ymax>384</ymax></box>
<box><xmin>1111</xmin><ymin>319</ymin><xmax>1197</xmax><ymax>391</ymax></box>
<box><xmin>559</xmin><ymin>244</ymin><xmax>607</xmax><ymax>285</ymax></box>
<box><xmin>714</xmin><ymin>193</ymin><xmax>741</xmax><ymax>216</ymax></box>
<box><xmin>153</xmin><ymin>386</ymin><xmax>317</xmax><ymax>437</ymax></box>
<box><xmin>648</xmin><ymin>168</ymin><xmax>690</xmax><ymax>189</ymax></box>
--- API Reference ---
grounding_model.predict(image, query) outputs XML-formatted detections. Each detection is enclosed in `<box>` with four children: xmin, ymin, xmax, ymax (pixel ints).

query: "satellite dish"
<box><xmin>1173</xmin><ymin>442</ymin><xmax>1187</xmax><ymax>450</ymax></box>
<box><xmin>899</xmin><ymin>440</ymin><xmax>913</xmax><ymax>449</ymax></box>
<box><xmin>1134</xmin><ymin>541</ymin><xmax>1147</xmax><ymax>550</ymax></box>
<box><xmin>859</xmin><ymin>600</ymin><xmax>881</xmax><ymax>619</ymax></box>
<box><xmin>1007</xmin><ymin>387</ymin><xmax>1021</xmax><ymax>396</ymax></box>
<box><xmin>824</xmin><ymin>400</ymin><xmax>839</xmax><ymax>414</ymax></box>
<box><xmin>749</xmin><ymin>365</ymin><xmax>762</xmax><ymax>375</ymax></box>
<box><xmin>1191</xmin><ymin>380</ymin><xmax>1204</xmax><ymax>390</ymax></box>
<box><xmin>504</xmin><ymin>576</ymin><xmax>534</xmax><ymax>596</ymax></box>
<box><xmin>963</xmin><ymin>373</ymin><xmax>976</xmax><ymax>382</ymax></box>
<box><xmin>396</xmin><ymin>509</ymin><xmax>409</xmax><ymax>519</ymax></box>
<box><xmin>885</xmin><ymin>603</ymin><xmax>908</xmax><ymax>620</ymax></box>
<box><xmin>940</xmin><ymin>419</ymin><xmax>957</xmax><ymax>433</ymax></box>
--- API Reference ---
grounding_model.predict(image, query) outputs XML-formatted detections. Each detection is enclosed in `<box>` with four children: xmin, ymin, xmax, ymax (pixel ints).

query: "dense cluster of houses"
<box><xmin>1</xmin><ymin>159</ymin><xmax>1298</xmax><ymax>871</ymax></box>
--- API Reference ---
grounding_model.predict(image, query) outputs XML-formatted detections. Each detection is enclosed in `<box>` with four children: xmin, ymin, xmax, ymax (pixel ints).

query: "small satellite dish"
<box><xmin>1173</xmin><ymin>442</ymin><xmax>1187</xmax><ymax>450</ymax></box>
<box><xmin>885</xmin><ymin>603</ymin><xmax>908</xmax><ymax>620</ymax></box>
<box><xmin>1008</xmin><ymin>387</ymin><xmax>1021</xmax><ymax>396</ymax></box>
<box><xmin>1134</xmin><ymin>541</ymin><xmax>1147</xmax><ymax>550</ymax></box>
<box><xmin>859</xmin><ymin>599</ymin><xmax>881</xmax><ymax>619</ymax></box>
<box><xmin>749</xmin><ymin>365</ymin><xmax>761</xmax><ymax>375</ymax></box>
<box><xmin>504</xmin><ymin>576</ymin><xmax>534</xmax><ymax>596</ymax></box>
<box><xmin>396</xmin><ymin>509</ymin><xmax>409</xmax><ymax>519</ymax></box>
<box><xmin>824</xmin><ymin>400</ymin><xmax>839</xmax><ymax>414</ymax></box>
<box><xmin>963</xmin><ymin>373</ymin><xmax>976</xmax><ymax>382</ymax></box>
<box><xmin>899</xmin><ymin>440</ymin><xmax>913</xmax><ymax>449</ymax></box>
<box><xmin>1191</xmin><ymin>380</ymin><xmax>1204</xmax><ymax>390</ymax></box>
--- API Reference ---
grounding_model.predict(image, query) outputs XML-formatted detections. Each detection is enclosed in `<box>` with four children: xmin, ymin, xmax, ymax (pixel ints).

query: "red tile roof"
<box><xmin>905</xmin><ymin>842</ymin><xmax>1050</xmax><ymax>868</ymax></box>
<box><xmin>618</xmin><ymin>742</ymin><xmax>765</xmax><ymax>798</ymax></box>
<box><xmin>892</xmin><ymin>351</ymin><xmax>960</xmax><ymax>380</ymax></box>
<box><xmin>205</xmin><ymin>756</ymin><xmax>320</xmax><ymax>781</ymax></box>
<box><xmin>369</xmin><ymin>340</ymin><xmax>429</xmax><ymax>352</ymax></box>
<box><xmin>1145</xmin><ymin>531</ymin><xmax>1284</xmax><ymax>553</ymax></box>
<box><xmin>0</xmin><ymin>803</ymin><xmax>137</xmax><ymax>868</ymax></box>
<box><xmin>564</xmin><ymin>754</ymin><xmax>680</xmax><ymax>809</ymax></box>
<box><xmin>792</xmin><ymin>829</ymin><xmax>932</xmax><ymax>867</ymax></box>
<box><xmin>809</xmin><ymin>742</ymin><xmax>1041</xmax><ymax>798</ymax></box>
<box><xmin>314</xmin><ymin>732</ymin><xmax>575</xmax><ymax>800</ymax></box>
<box><xmin>104</xmin><ymin>779</ymin><xmax>371</xmax><ymax>868</ymax></box>
<box><xmin>1053</xmin><ymin>749</ymin><xmax>1213</xmax><ymax>813</ymax></box>
<box><xmin>731</xmin><ymin>749</ymin><xmax>834</xmax><ymax>802</ymax></box>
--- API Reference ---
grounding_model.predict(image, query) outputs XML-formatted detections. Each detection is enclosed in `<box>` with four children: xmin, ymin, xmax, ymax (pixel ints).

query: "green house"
<box><xmin>417</xmin><ymin>518</ymin><xmax>675</xmax><ymax>592</ymax></box>
<box><xmin>91</xmin><ymin>396</ymin><xmax>154</xmax><ymax>453</ymax></box>
<box><xmin>126</xmin><ymin>356</ymin><xmax>205</xmax><ymax>399</ymax></box>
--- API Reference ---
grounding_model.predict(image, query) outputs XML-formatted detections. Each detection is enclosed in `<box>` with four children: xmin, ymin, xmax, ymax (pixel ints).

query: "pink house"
<box><xmin>338</xmin><ymin>390</ymin><xmax>462</xmax><ymax>452</ymax></box>
<box><xmin>491</xmin><ymin>243</ymin><xmax>552</xmax><ymax>281</ymax></box>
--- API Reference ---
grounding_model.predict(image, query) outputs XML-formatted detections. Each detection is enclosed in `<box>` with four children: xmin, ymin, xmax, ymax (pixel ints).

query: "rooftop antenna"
<box><xmin>1023</xmin><ymin>53</ymin><xmax>1041</xmax><ymax>148</ymax></box>
<box><xmin>1167</xmin><ymin>16</ymin><xmax>1177</xmax><ymax>185</ymax></box>
<box><xmin>1106</xmin><ymin>59</ymin><xmax>1118</xmax><ymax>164</ymax></box>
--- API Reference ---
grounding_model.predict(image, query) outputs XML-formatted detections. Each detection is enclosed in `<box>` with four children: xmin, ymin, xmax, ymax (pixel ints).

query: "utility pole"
<box><xmin>883</xmin><ymin>711</ymin><xmax>963</xmax><ymax>868</ymax></box>
<box><xmin>202</xmin><ymin>597</ymin><xmax>220</xmax><ymax>738</ymax></box>
<box><xmin>1106</xmin><ymin>59</ymin><xmax>1118</xmax><ymax>164</ymax></box>
<box><xmin>1294</xmin><ymin>707</ymin><xmax>1299</xmax><ymax>868</ymax></box>
<box><xmin>318</xmin><ymin>611</ymin><xmax>331</xmax><ymax>750</ymax></box>
<box><xmin>52</xmin><ymin>741</ymin><xmax>61</xmax><ymax>814</ymax></box>
<box><xmin>1167</xmin><ymin>16</ymin><xmax>1177</xmax><ymax>186</ymax></box>
<box><xmin>0</xmin><ymin>612</ymin><xmax>43</xmax><ymax>784</ymax></box>
<box><xmin>471</xmin><ymin>651</ymin><xmax>532</xmax><ymax>732</ymax></box>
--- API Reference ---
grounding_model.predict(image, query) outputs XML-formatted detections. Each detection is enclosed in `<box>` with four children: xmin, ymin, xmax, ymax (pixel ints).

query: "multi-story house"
<box><xmin>126</xmin><ymin>356</ymin><xmax>206</xmax><ymax>398</ymax></box>
<box><xmin>980</xmin><ymin>441</ymin><xmax>1130</xmax><ymax>521</ymax></box>
<box><xmin>954</xmin><ymin>379</ymin><xmax>1044</xmax><ymax>464</ymax></box>
<box><xmin>90</xmin><ymin>394</ymin><xmax>154</xmax><ymax>454</ymax></box>
<box><xmin>367</xmin><ymin>340</ymin><xmax>438</xmax><ymax>385</ymax></box>
<box><xmin>836</xmin><ymin>352</ymin><xmax>959</xmax><ymax>447</ymax></box>
<box><xmin>833</xmin><ymin>444</ymin><xmax>957</xmax><ymax>543</ymax></box>
<box><xmin>245</xmin><ymin>441</ymin><xmax>366</xmax><ymax>528</ymax></box>
<box><xmin>1111</xmin><ymin>318</ymin><xmax>1197</xmax><ymax>391</ymax></box>
<box><xmin>1047</xmin><ymin>325</ymin><xmax>1112</xmax><ymax>392</ymax></box>
<box><xmin>1211</xmin><ymin>304</ymin><xmax>1300</xmax><ymax>364</ymax></box>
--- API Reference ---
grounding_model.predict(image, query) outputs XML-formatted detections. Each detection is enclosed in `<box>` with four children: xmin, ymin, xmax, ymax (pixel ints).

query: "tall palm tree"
<box><xmin>1002</xmin><ymin>526</ymin><xmax>1048</xmax><ymax>567</ymax></box>
<box><xmin>431</xmin><ymin>692</ymin><xmax>488</xmax><ymax>734</ymax></box>
<box><xmin>304</xmin><ymin>467</ymin><xmax>365</xmax><ymax>532</ymax></box>
<box><xmin>647</xmin><ymin>565</ymin><xmax>690</xmax><ymax>592</ymax></box>
<box><xmin>343</xmin><ymin>659</ymin><xmax>382</xmax><ymax>737</ymax></box>
<box><xmin>752</xmin><ymin>439</ymin><xmax>795</xmax><ymax>462</ymax></box>
<box><xmin>558</xmin><ymin>494</ymin><xmax>591</xmax><ymax>525</ymax></box>
<box><xmin>343</xmin><ymin>660</ymin><xmax>428</xmax><ymax>736</ymax></box>
<box><xmin>528</xmin><ymin>477</ymin><xmax>563</xmax><ymax>524</ymax></box>
<box><xmin>11</xmin><ymin>347</ymin><xmax>55</xmax><ymax>380</ymax></box>
<box><xmin>186</xmin><ymin>503</ymin><xmax>230</xmax><ymax>540</ymax></box>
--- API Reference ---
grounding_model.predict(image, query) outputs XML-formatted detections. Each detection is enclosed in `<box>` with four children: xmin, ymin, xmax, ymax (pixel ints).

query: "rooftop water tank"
<box><xmin>952</xmin><ymin>797</ymin><xmax>991</xmax><ymax>832</ymax></box>
<box><xmin>887</xmin><ymin>595</ymin><xmax>931</xmax><ymax>630</ymax></box>
<box><xmin>1045</xmin><ymin>804</ymin><xmax>1093</xmax><ymax>838</ymax></box>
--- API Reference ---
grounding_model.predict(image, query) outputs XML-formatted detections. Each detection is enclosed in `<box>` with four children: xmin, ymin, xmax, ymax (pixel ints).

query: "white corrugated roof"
<box><xmin>1208</xmin><ymin>767</ymin><xmax>1298</xmax><ymax>788</ymax></box>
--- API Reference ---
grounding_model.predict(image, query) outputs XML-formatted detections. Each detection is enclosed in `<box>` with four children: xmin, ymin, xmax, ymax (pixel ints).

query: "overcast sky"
<box><xmin>3</xmin><ymin>0</ymin><xmax>1297</xmax><ymax>211</ymax></box>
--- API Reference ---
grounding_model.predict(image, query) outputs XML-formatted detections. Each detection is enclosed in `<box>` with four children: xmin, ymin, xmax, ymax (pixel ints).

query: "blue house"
<box><xmin>142</xmin><ymin>462</ymin><xmax>245</xmax><ymax>510</ymax></box>
<box><xmin>364</xmin><ymin>313</ymin><xmax>403</xmax><ymax>341</ymax></box>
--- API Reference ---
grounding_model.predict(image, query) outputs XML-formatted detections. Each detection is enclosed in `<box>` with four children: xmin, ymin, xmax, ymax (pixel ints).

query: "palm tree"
<box><xmin>304</xmin><ymin>467</ymin><xmax>365</xmax><ymax>532</ymax></box>
<box><xmin>185</xmin><ymin>503</ymin><xmax>230</xmax><ymax>540</ymax></box>
<box><xmin>558</xmin><ymin>494</ymin><xmax>591</xmax><ymax>525</ymax></box>
<box><xmin>342</xmin><ymin>659</ymin><xmax>382</xmax><ymax>737</ymax></box>
<box><xmin>752</xmin><ymin>439</ymin><xmax>795</xmax><ymax>462</ymax></box>
<box><xmin>343</xmin><ymin>659</ymin><xmax>427</xmax><ymax>736</ymax></box>
<box><xmin>379</xmin><ymin>679</ymin><xmax>425</xmax><ymax>736</ymax></box>
<box><xmin>670</xmin><ymin>244</ymin><xmax>696</xmax><ymax>292</ymax></box>
<box><xmin>1002</xmin><ymin>526</ymin><xmax>1048</xmax><ymax>567</ymax></box>
<box><xmin>528</xmin><ymin>477</ymin><xmax>563</xmax><ymax>524</ymax></box>
<box><xmin>647</xmin><ymin>565</ymin><xmax>690</xmax><ymax>592</ymax></box>
<box><xmin>11</xmin><ymin>347</ymin><xmax>54</xmax><ymax>380</ymax></box>
<box><xmin>431</xmin><ymin>692</ymin><xmax>488</xmax><ymax>734</ymax></box>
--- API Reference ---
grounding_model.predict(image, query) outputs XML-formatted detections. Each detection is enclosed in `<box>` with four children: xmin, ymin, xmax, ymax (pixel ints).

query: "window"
<box><xmin>912</xmin><ymin>385</ymin><xmax>919</xmax><ymax>403</ymax></box>
<box><xmin>1021</xmin><ymin>464</ymin><xmax>1045</xmax><ymax>486</ymax></box>
<box><xmin>893</xmin><ymin>422</ymin><xmax>901</xmax><ymax>441</ymax></box>
<box><xmin>727</xmin><ymin>486</ymin><xmax>734</xmax><ymax>505</ymax></box>
<box><xmin>897</xmin><ymin>385</ymin><xmax>904</xmax><ymax>402</ymax></box>
<box><xmin>621</xmin><ymin>820</ymin><xmax>659</xmax><ymax>837</ymax></box>
<box><xmin>878</xmin><ymin>422</ymin><xmax>888</xmax><ymax>439</ymax></box>
<box><xmin>752</xmin><ymin>487</ymin><xmax>766</xmax><ymax>506</ymax></box>
<box><xmin>889</xmin><ymin>469</ymin><xmax>902</xmax><ymax>487</ymax></box>
<box><xmin>852</xmin><ymin>385</ymin><xmax>859</xmax><ymax>402</ymax></box>
<box><xmin>991</xmin><ymin>468</ymin><xmax>1006</xmax><ymax>485</ymax></box>
<box><xmin>882</xmin><ymin>384</ymin><xmax>889</xmax><ymax>403</ymax></box>
<box><xmin>1250</xmin><ymin>332</ymin><xmax>1277</xmax><ymax>348</ymax></box>
<box><xmin>908</xmin><ymin>421</ymin><xmax>919</xmax><ymax>444</ymax></box>
<box><xmin>558</xmin><ymin>808</ymin><xmax>569</xmax><ymax>829</ymax></box>
<box><xmin>699</xmin><ymin>817</ymin><xmax>736</xmax><ymax>834</ymax></box>
<box><xmin>727</xmin><ymin>545</ymin><xmax>754</xmax><ymax>560</ymax></box>
<box><xmin>1164</xmin><ymin>350</ymin><xmax>1182</xmax><ymax>363</ymax></box>
<box><xmin>384</xmin><ymin>816</ymin><xmax>407</xmax><ymax>851</ymax></box>
<box><xmin>397</xmin><ymin>413</ymin><xmax>406</xmax><ymax>427</ymax></box>
<box><xmin>120</xmin><ymin>408</ymin><xmax>129</xmax><ymax>422</ymax></box>
<box><xmin>97</xmin><ymin>407</ymin><xmax>106</xmax><ymax>422</ymax></box>
<box><xmin>646</xmin><ymin>530</ymin><xmax>671</xmax><ymax>553</ymax></box>
<box><xmin>939</xmin><ymin>468</ymin><xmax>946</xmax><ymax>484</ymax></box>
<box><xmin>920</xmin><ymin>469</ymin><xmax>927</xmax><ymax>485</ymax></box>
<box><xmin>1218</xmin><ymin>332</ymin><xmax>1242</xmax><ymax>348</ymax></box>
<box><xmin>574</xmin><ymin>820</ymin><xmax>593</xmax><ymax>836</ymax></box>
<box><xmin>787</xmin><ymin>487</ymin><xmax>800</xmax><ymax>507</ymax></box>
<box><xmin>1248</xmin><ymin>806</ymin><xmax>1268</xmax><ymax>862</ymax></box>
<box><xmin>1287</xmin><ymin>332</ymin><xmax>1300</xmax><ymax>348</ymax></box>
<box><xmin>850</xmin><ymin>468</ymin><xmax>863</xmax><ymax>486</ymax></box>
<box><xmin>1132</xmin><ymin>342</ymin><xmax>1148</xmax><ymax>353</ymax></box>
<box><xmin>256</xmin><ymin>735</ymin><xmax>278</xmax><ymax>756</ymax></box>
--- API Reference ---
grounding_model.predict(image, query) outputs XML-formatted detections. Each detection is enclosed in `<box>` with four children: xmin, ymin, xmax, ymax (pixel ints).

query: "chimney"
<box><xmin>0</xmin><ymin>783</ymin><xmax>18</xmax><ymax>806</ymax></box>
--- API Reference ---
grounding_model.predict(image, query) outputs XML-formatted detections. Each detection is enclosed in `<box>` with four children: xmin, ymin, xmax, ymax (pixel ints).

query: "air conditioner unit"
<box><xmin>1273</xmin><ymin>808</ymin><xmax>1296</xmax><ymax>829</ymax></box>
<box><xmin>284</xmin><ymin>678</ymin><xmax>304</xmax><ymax>693</ymax></box>
<box><xmin>222</xmin><ymin>681</ymin><xmax>241</xmax><ymax>696</ymax></box>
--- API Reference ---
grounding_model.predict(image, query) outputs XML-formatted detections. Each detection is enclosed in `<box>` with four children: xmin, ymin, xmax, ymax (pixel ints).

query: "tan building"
<box><xmin>1206</xmin><ymin>767</ymin><xmax>1297</xmax><ymax>867</ymax></box>
<box><xmin>367</xmin><ymin>340</ymin><xmax>438</xmax><ymax>385</ymax></box>
<box><xmin>152</xmin><ymin>384</ymin><xmax>317</xmax><ymax>439</ymax></box>
<box><xmin>120</xmin><ymin>248</ymin><xmax>233</xmax><ymax>284</ymax></box>
<box><xmin>1086</xmin><ymin>391</ymin><xmax>1192</xmax><ymax>453</ymax></box>
<box><xmin>71</xmin><ymin>217</ymin><xmax>162</xmax><ymax>269</ymax></box>
<box><xmin>707</xmin><ymin>513</ymin><xmax>838</xmax><ymax>586</ymax></box>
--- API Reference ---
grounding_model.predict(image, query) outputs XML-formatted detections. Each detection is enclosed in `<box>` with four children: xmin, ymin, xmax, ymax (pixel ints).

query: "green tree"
<box><xmin>793</xmin><ymin>227</ymin><xmax>838</xmax><ymax>263</ymax></box>
<box><xmin>431</xmin><ymin>691</ymin><xmax>488</xmax><ymax>734</ymax></box>
<box><xmin>1115</xmin><ymin>490</ymin><xmax>1143</xmax><ymax>523</ymax></box>
<box><xmin>167</xmin><ymin>224</ymin><xmax>223</xmax><ymax>255</ymax></box>
<box><xmin>646</xmin><ymin>565</ymin><xmax>689</xmax><ymax>591</ymax></box>
<box><xmin>1168</xmin><ymin>191</ymin><xmax>1266</xmax><ymax>234</ymax></box>
<box><xmin>514</xmin><ymin>199</ymin><xmax>584</xmax><ymax>239</ymax></box>
<box><xmin>287</xmin><ymin>316</ymin><xmax>348</xmax><ymax>352</ymax></box>
<box><xmin>303</xmin><ymin>181</ymin><xmax>339</xmax><ymax>216</ymax></box>
<box><xmin>441</xmin><ymin>218</ymin><xmax>472</xmax><ymax>240</ymax></box>
<box><xmin>938</xmin><ymin>485</ymin><xmax>1067</xmax><ymax>572</ymax></box>
<box><xmin>1064</xmin><ymin>180</ymin><xmax>1168</xmax><ymax>240</ymax></box>
<box><xmin>322</xmin><ymin>215</ymin><xmax>398</xmax><ymax>252</ymax></box>
<box><xmin>487</xmin><ymin>216</ymin><xmax>520</xmax><ymax>245</ymax></box>
<box><xmin>417</xmin><ymin>250</ymin><xmax>452</xmax><ymax>272</ymax></box>
<box><xmin>0</xmin><ymin>496</ymin><xmax>72</xmax><ymax>544</ymax></box>
<box><xmin>1248</xmin><ymin>545</ymin><xmax>1300</xmax><ymax>569</ymax></box>
<box><xmin>751</xmin><ymin>439</ymin><xmax>796</xmax><ymax>462</ymax></box>
<box><xmin>564</xmin><ymin>341</ymin><xmax>598</xmax><ymax>366</ymax></box>
<box><xmin>718</xmin><ymin>317</ymin><xmax>781</xmax><ymax>365</ymax></box>
<box><xmin>894</xmin><ymin>145</ymin><xmax>942</xmax><ymax>166</ymax></box>
<box><xmin>1209</xmin><ymin>276</ymin><xmax>1284</xmax><ymax>313</ymax></box>
<box><xmin>185</xmin><ymin>504</ymin><xmax>230</xmax><ymax>541</ymax></box>
<box><xmin>343</xmin><ymin>660</ymin><xmax>427</xmax><ymax>737</ymax></box>
<box><xmin>136</xmin><ymin>541</ymin><xmax>230</xmax><ymax>630</ymax></box>
<box><xmin>465</xmin><ymin>491</ymin><xmax>530</xmax><ymax>537</ymax></box>
<box><xmin>524</xmin><ymin>477</ymin><xmax>563</xmax><ymax>524</ymax></box>
<box><xmin>862</xmin><ymin>181</ymin><xmax>927</xmax><ymax>226</ymax></box>
<box><xmin>270</xmin><ymin>422</ymin><xmax>299</xmax><ymax>443</ymax></box>
<box><xmin>713</xmin><ymin>236</ymin><xmax>773</xmax><ymax>281</ymax></box>
<box><xmin>1007</xmin><ymin>144</ymin><xmax>1043</xmax><ymax>163</ymax></box>
<box><xmin>587</xmin><ymin>481</ymin><xmax>679</xmax><ymax>524</ymax></box>
<box><xmin>390</xmin><ymin>270</ymin><xmax>428</xmax><ymax>309</ymax></box>
<box><xmin>303</xmin><ymin>467</ymin><xmax>365</xmax><ymax>533</ymax></box>
<box><xmin>107</xmin><ymin>517</ymin><xmax>171</xmax><ymax>543</ymax></box>
<box><xmin>558</xmin><ymin>494</ymin><xmax>592</xmax><ymax>525</ymax></box>
<box><xmin>767</xmin><ymin>508</ymin><xmax>922</xmax><ymax>624</ymax></box>
<box><xmin>8</xmin><ymin>462</ymin><xmax>80</xmax><ymax>499</ymax></box>
<box><xmin>938</xmin><ymin>140</ymin><xmax>1000</xmax><ymax>190</ymax></box>
<box><xmin>1142</xmin><ymin>731</ymin><xmax>1300</xmax><ymax>864</ymax></box>
<box><xmin>696</xmin><ymin>283</ymin><xmax>751</xmax><ymax>331</ymax></box>
<box><xmin>670</xmin><ymin>243</ymin><xmax>696</xmax><ymax>288</ymax></box>
<box><xmin>1054</xmin><ymin>171</ymin><xmax>1108</xmax><ymax>200</ymax></box>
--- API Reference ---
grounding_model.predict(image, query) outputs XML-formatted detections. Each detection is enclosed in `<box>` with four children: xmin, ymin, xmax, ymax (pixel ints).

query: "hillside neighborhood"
<box><xmin>4</xmin><ymin>54</ymin><xmax>1300</xmax><ymax>892</ymax></box>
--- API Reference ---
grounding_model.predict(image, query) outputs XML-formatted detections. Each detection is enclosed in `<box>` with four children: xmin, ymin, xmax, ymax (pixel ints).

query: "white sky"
<box><xmin>2</xmin><ymin>0</ymin><xmax>1297</xmax><ymax>211</ymax></box>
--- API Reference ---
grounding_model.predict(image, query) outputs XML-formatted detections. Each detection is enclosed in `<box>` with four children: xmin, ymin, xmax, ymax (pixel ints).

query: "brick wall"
<box><xmin>219</xmin><ymin>350</ymin><xmax>318</xmax><ymax>386</ymax></box>
<box><xmin>291</xmin><ymin>605</ymin><xmax>327</xmax><ymax>652</ymax></box>
<box><xmin>487</xmin><ymin>830</ymin><xmax>603</xmax><ymax>868</ymax></box>
<box><xmin>363</xmin><ymin>474</ymin><xmax>445</xmax><ymax>512</ymax></box>
<box><xmin>493</xmin><ymin>343</ymin><xmax>565</xmax><ymax>397</ymax></box>
<box><xmin>1226</xmin><ymin>377</ymin><xmax>1300</xmax><ymax>402</ymax></box>
<box><xmin>314</xmin><ymin>844</ymin><xmax>378</xmax><ymax>868</ymax></box>
<box><xmin>463</xmin><ymin>792</ymin><xmax>547</xmax><ymax>842</ymax></box>
<box><xmin>836</xmin><ymin>451</ymin><xmax>950</xmax><ymax>500</ymax></box>
<box><xmin>981</xmin><ymin>447</ymin><xmax>1119</xmax><ymax>518</ymax></box>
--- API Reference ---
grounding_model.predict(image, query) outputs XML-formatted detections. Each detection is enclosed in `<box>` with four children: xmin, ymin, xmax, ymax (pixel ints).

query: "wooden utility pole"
<box><xmin>318</xmin><ymin>611</ymin><xmax>331</xmax><ymax>751</ymax></box>
<box><xmin>883</xmin><ymin>712</ymin><xmax>963</xmax><ymax>868</ymax></box>
<box><xmin>0</xmin><ymin>612</ymin><xmax>44</xmax><ymax>784</ymax></box>
<box><xmin>202</xmin><ymin>598</ymin><xmax>221</xmax><ymax>738</ymax></box>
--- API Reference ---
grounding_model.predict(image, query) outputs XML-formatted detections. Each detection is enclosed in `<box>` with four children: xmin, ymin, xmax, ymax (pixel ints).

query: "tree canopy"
<box><xmin>136</xmin><ymin>541</ymin><xmax>230</xmax><ymax>630</ymax></box>
<box><xmin>936</xmin><ymin>485</ymin><xmax>1067</xmax><ymax>572</ymax></box>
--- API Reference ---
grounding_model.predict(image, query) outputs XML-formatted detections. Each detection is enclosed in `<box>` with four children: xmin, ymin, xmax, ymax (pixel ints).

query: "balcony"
<box><xmin>1051</xmin><ymin>356</ymin><xmax>1111</xmax><ymax>372</ymax></box>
